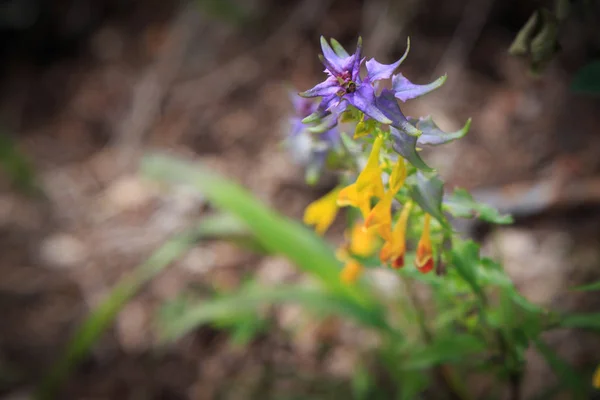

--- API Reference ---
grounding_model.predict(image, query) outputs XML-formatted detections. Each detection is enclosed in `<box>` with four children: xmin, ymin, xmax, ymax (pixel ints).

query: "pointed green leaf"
<box><xmin>444</xmin><ymin>188</ymin><xmax>513</xmax><ymax>224</ymax></box>
<box><xmin>408</xmin><ymin>172</ymin><xmax>450</xmax><ymax>228</ymax></box>
<box><xmin>409</xmin><ymin>116</ymin><xmax>471</xmax><ymax>146</ymax></box>
<box><xmin>142</xmin><ymin>154</ymin><xmax>342</xmax><ymax>286</ymax></box>
<box><xmin>390</xmin><ymin>126</ymin><xmax>433</xmax><ymax>172</ymax></box>
<box><xmin>36</xmin><ymin>223</ymin><xmax>208</xmax><ymax>399</ymax></box>
<box><xmin>509</xmin><ymin>11</ymin><xmax>540</xmax><ymax>56</ymax></box>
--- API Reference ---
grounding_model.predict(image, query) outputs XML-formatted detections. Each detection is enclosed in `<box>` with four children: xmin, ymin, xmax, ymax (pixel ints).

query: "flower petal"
<box><xmin>365</xmin><ymin>37</ymin><xmax>410</xmax><ymax>82</ymax></box>
<box><xmin>415</xmin><ymin>214</ymin><xmax>434</xmax><ymax>273</ymax></box>
<box><xmin>374</xmin><ymin>89</ymin><xmax>420</xmax><ymax>135</ymax></box>
<box><xmin>320</xmin><ymin>36</ymin><xmax>354</xmax><ymax>75</ymax></box>
<box><xmin>303</xmin><ymin>187</ymin><xmax>341</xmax><ymax>234</ymax></box>
<box><xmin>392</xmin><ymin>73</ymin><xmax>447</xmax><ymax>102</ymax></box>
<box><xmin>330</xmin><ymin>38</ymin><xmax>350</xmax><ymax>57</ymax></box>
<box><xmin>390</xmin><ymin>126</ymin><xmax>432</xmax><ymax>172</ymax></box>
<box><xmin>351</xmin><ymin>37</ymin><xmax>363</xmax><ymax>81</ymax></box>
<box><xmin>299</xmin><ymin>78</ymin><xmax>340</xmax><ymax>98</ymax></box>
<box><xmin>340</xmin><ymin>260</ymin><xmax>363</xmax><ymax>283</ymax></box>
<box><xmin>347</xmin><ymin>85</ymin><xmax>392</xmax><ymax>124</ymax></box>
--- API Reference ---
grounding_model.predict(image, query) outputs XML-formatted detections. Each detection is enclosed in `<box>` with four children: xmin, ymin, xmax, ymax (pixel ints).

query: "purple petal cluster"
<box><xmin>300</xmin><ymin>37</ymin><xmax>446</xmax><ymax>128</ymax></box>
<box><xmin>286</xmin><ymin>92</ymin><xmax>340</xmax><ymax>183</ymax></box>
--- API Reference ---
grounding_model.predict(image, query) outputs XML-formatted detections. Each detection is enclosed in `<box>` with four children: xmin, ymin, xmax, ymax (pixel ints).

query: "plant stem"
<box><xmin>401</xmin><ymin>275</ymin><xmax>472</xmax><ymax>400</ymax></box>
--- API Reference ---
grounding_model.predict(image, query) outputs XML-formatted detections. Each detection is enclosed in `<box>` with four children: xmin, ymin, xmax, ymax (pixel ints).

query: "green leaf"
<box><xmin>197</xmin><ymin>0</ymin><xmax>247</xmax><ymax>24</ymax></box>
<box><xmin>195</xmin><ymin>212</ymin><xmax>271</xmax><ymax>254</ymax></box>
<box><xmin>558</xmin><ymin>313</ymin><xmax>600</xmax><ymax>331</ymax></box>
<box><xmin>159</xmin><ymin>283</ymin><xmax>389</xmax><ymax>342</ymax></box>
<box><xmin>570</xmin><ymin>280</ymin><xmax>600</xmax><ymax>292</ymax></box>
<box><xmin>408</xmin><ymin>116</ymin><xmax>471</xmax><ymax>146</ymax></box>
<box><xmin>351</xmin><ymin>364</ymin><xmax>373</xmax><ymax>400</ymax></box>
<box><xmin>36</xmin><ymin>224</ymin><xmax>206</xmax><ymax>399</ymax></box>
<box><xmin>571</xmin><ymin>60</ymin><xmax>600</xmax><ymax>96</ymax></box>
<box><xmin>450</xmin><ymin>240</ymin><xmax>484</xmax><ymax>300</ymax></box>
<box><xmin>408</xmin><ymin>172</ymin><xmax>451</xmax><ymax>229</ymax></box>
<box><xmin>398</xmin><ymin>370</ymin><xmax>429</xmax><ymax>400</ymax></box>
<box><xmin>533</xmin><ymin>339</ymin><xmax>586</xmax><ymax>399</ymax></box>
<box><xmin>0</xmin><ymin>131</ymin><xmax>39</xmax><ymax>195</ymax></box>
<box><xmin>402</xmin><ymin>333</ymin><xmax>486</xmax><ymax>369</ymax></box>
<box><xmin>390</xmin><ymin>126</ymin><xmax>433</xmax><ymax>172</ymax></box>
<box><xmin>509</xmin><ymin>9</ymin><xmax>561</xmax><ymax>75</ymax></box>
<box><xmin>142</xmin><ymin>154</ymin><xmax>344</xmax><ymax>289</ymax></box>
<box><xmin>142</xmin><ymin>154</ymin><xmax>387</xmax><ymax>332</ymax></box>
<box><xmin>509</xmin><ymin>11</ymin><xmax>540</xmax><ymax>56</ymax></box>
<box><xmin>444</xmin><ymin>188</ymin><xmax>513</xmax><ymax>224</ymax></box>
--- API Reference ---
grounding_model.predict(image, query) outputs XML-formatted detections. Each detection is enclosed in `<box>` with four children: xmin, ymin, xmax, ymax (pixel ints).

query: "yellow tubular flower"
<box><xmin>379</xmin><ymin>201</ymin><xmax>413</xmax><ymax>269</ymax></box>
<box><xmin>340</xmin><ymin>260</ymin><xmax>363</xmax><ymax>284</ymax></box>
<box><xmin>593</xmin><ymin>364</ymin><xmax>600</xmax><ymax>389</ymax></box>
<box><xmin>415</xmin><ymin>213</ymin><xmax>434</xmax><ymax>273</ymax></box>
<box><xmin>336</xmin><ymin>220</ymin><xmax>378</xmax><ymax>284</ymax></box>
<box><xmin>337</xmin><ymin>136</ymin><xmax>385</xmax><ymax>220</ymax></box>
<box><xmin>364</xmin><ymin>157</ymin><xmax>407</xmax><ymax>240</ymax></box>
<box><xmin>303</xmin><ymin>187</ymin><xmax>341</xmax><ymax>235</ymax></box>
<box><xmin>349</xmin><ymin>221</ymin><xmax>378</xmax><ymax>257</ymax></box>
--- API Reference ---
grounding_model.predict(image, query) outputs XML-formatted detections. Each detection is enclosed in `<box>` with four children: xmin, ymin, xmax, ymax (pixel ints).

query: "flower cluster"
<box><xmin>291</xmin><ymin>37</ymin><xmax>471</xmax><ymax>283</ymax></box>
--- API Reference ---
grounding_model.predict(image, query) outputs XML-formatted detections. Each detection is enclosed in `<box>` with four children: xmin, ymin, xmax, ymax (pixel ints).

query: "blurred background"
<box><xmin>0</xmin><ymin>0</ymin><xmax>599</xmax><ymax>398</ymax></box>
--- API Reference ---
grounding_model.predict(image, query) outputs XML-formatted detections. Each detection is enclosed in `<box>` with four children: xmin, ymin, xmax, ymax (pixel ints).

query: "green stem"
<box><xmin>401</xmin><ymin>275</ymin><xmax>473</xmax><ymax>400</ymax></box>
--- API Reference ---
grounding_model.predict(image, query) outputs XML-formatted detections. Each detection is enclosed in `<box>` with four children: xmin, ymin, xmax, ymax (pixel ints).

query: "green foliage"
<box><xmin>40</xmin><ymin>155</ymin><xmax>596</xmax><ymax>399</ymax></box>
<box><xmin>407</xmin><ymin>172</ymin><xmax>450</xmax><ymax>229</ymax></box>
<box><xmin>570</xmin><ymin>279</ymin><xmax>600</xmax><ymax>292</ymax></box>
<box><xmin>558</xmin><ymin>313</ymin><xmax>600</xmax><ymax>332</ymax></box>
<box><xmin>571</xmin><ymin>60</ymin><xmax>600</xmax><ymax>96</ymax></box>
<box><xmin>444</xmin><ymin>188</ymin><xmax>513</xmax><ymax>224</ymax></box>
<box><xmin>0</xmin><ymin>131</ymin><xmax>39</xmax><ymax>195</ymax></box>
<box><xmin>509</xmin><ymin>8</ymin><xmax>561</xmax><ymax>75</ymax></box>
<box><xmin>196</xmin><ymin>0</ymin><xmax>248</xmax><ymax>24</ymax></box>
<box><xmin>533</xmin><ymin>339</ymin><xmax>587</xmax><ymax>399</ymax></box>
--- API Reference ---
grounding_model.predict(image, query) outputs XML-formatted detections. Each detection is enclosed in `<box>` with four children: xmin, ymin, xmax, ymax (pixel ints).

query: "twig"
<box><xmin>112</xmin><ymin>1</ymin><xmax>198</xmax><ymax>168</ymax></box>
<box><xmin>401</xmin><ymin>276</ymin><xmax>473</xmax><ymax>400</ymax></box>
<box><xmin>169</xmin><ymin>0</ymin><xmax>333</xmax><ymax>112</ymax></box>
<box><xmin>431</xmin><ymin>0</ymin><xmax>496</xmax><ymax>88</ymax></box>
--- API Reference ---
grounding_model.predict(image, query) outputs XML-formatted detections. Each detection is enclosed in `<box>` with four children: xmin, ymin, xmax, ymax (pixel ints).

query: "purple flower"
<box><xmin>300</xmin><ymin>37</ymin><xmax>416</xmax><ymax>125</ymax></box>
<box><xmin>286</xmin><ymin>91</ymin><xmax>340</xmax><ymax>184</ymax></box>
<box><xmin>289</xmin><ymin>92</ymin><xmax>318</xmax><ymax>137</ymax></box>
<box><xmin>391</xmin><ymin>73</ymin><xmax>447</xmax><ymax>102</ymax></box>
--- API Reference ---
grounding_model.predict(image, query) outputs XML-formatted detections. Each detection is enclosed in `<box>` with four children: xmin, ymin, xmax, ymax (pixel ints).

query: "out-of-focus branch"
<box><xmin>431</xmin><ymin>0</ymin><xmax>496</xmax><ymax>89</ymax></box>
<box><xmin>170</xmin><ymin>0</ymin><xmax>332</xmax><ymax>113</ymax></box>
<box><xmin>113</xmin><ymin>1</ymin><xmax>198</xmax><ymax>168</ymax></box>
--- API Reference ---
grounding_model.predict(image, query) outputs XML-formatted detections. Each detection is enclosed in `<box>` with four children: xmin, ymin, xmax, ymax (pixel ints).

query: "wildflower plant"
<box><xmin>297</xmin><ymin>37</ymin><xmax>472</xmax><ymax>281</ymax></box>
<box><xmin>42</xmin><ymin>36</ymin><xmax>600</xmax><ymax>400</ymax></box>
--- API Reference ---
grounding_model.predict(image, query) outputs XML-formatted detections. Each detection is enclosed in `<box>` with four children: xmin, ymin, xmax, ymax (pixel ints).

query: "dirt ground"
<box><xmin>1</xmin><ymin>0</ymin><xmax>600</xmax><ymax>399</ymax></box>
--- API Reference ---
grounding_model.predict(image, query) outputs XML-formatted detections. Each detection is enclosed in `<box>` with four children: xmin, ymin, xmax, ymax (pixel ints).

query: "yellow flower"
<box><xmin>340</xmin><ymin>260</ymin><xmax>363</xmax><ymax>284</ymax></box>
<box><xmin>364</xmin><ymin>157</ymin><xmax>407</xmax><ymax>240</ymax></box>
<box><xmin>415</xmin><ymin>213</ymin><xmax>434</xmax><ymax>273</ymax></box>
<box><xmin>337</xmin><ymin>220</ymin><xmax>378</xmax><ymax>284</ymax></box>
<box><xmin>348</xmin><ymin>221</ymin><xmax>378</xmax><ymax>256</ymax></box>
<box><xmin>303</xmin><ymin>187</ymin><xmax>341</xmax><ymax>235</ymax></box>
<box><xmin>337</xmin><ymin>136</ymin><xmax>385</xmax><ymax>220</ymax></box>
<box><xmin>593</xmin><ymin>364</ymin><xmax>600</xmax><ymax>389</ymax></box>
<box><xmin>379</xmin><ymin>201</ymin><xmax>412</xmax><ymax>269</ymax></box>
